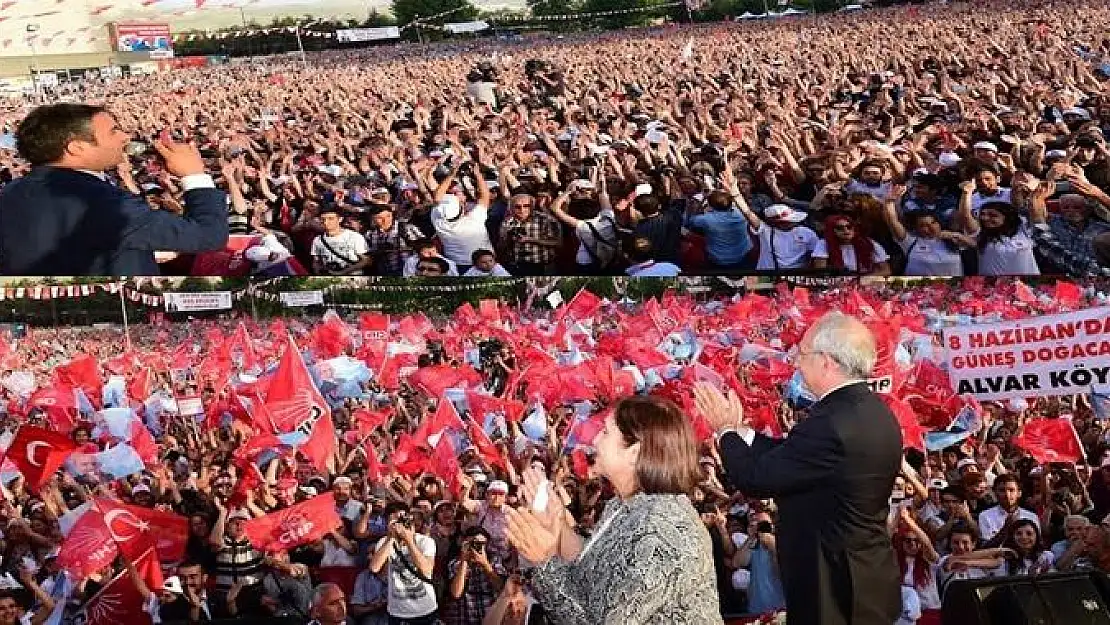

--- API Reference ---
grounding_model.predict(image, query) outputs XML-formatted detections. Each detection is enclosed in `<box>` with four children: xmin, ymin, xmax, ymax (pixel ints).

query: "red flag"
<box><xmin>558</xmin><ymin>289</ymin><xmax>603</xmax><ymax>325</ymax></box>
<box><xmin>455</xmin><ymin>303</ymin><xmax>481</xmax><ymax>326</ymax></box>
<box><xmin>1012</xmin><ymin>418</ymin><xmax>1083</xmax><ymax>464</ymax></box>
<box><xmin>414</xmin><ymin>397</ymin><xmax>465</xmax><ymax>448</ymax></box>
<box><xmin>130</xmin><ymin>420</ymin><xmax>159</xmax><ymax>466</ymax></box>
<box><xmin>243</xmin><ymin>493</ymin><xmax>342</xmax><ymax>552</ymax></box>
<box><xmin>265</xmin><ymin>333</ymin><xmax>334</xmax><ymax>473</ymax></box>
<box><xmin>465</xmin><ymin>417</ymin><xmax>506</xmax><ymax>470</ymax></box>
<box><xmin>81</xmin><ymin>568</ymin><xmax>152</xmax><ymax>625</ymax></box>
<box><xmin>312</xmin><ymin>313</ymin><xmax>353</xmax><ymax>359</ymax></box>
<box><xmin>1054</xmin><ymin>281</ymin><xmax>1083</xmax><ymax>308</ymax></box>
<box><xmin>127</xmin><ymin>367</ymin><xmax>153</xmax><ymax>403</ymax></box>
<box><xmin>352</xmin><ymin>408</ymin><xmax>389</xmax><ymax>438</ymax></box>
<box><xmin>570</xmin><ymin>449</ymin><xmax>591</xmax><ymax>480</ymax></box>
<box><xmin>29</xmin><ymin>385</ymin><xmax>78</xmax><ymax>434</ymax></box>
<box><xmin>465</xmin><ymin>391</ymin><xmax>526</xmax><ymax>423</ymax></box>
<box><xmin>358</xmin><ymin>312</ymin><xmax>390</xmax><ymax>343</ymax></box>
<box><xmin>364</xmin><ymin>441</ymin><xmax>384</xmax><ymax>484</ymax></box>
<box><xmin>58</xmin><ymin>507</ymin><xmax>117</xmax><ymax>579</ymax></box>
<box><xmin>1014</xmin><ymin>281</ymin><xmax>1037</xmax><ymax>304</ymax></box>
<box><xmin>98</xmin><ymin>499</ymin><xmax>189</xmax><ymax>563</ymax></box>
<box><xmin>6</xmin><ymin>425</ymin><xmax>77</xmax><ymax>489</ymax></box>
<box><xmin>55</xmin><ymin>354</ymin><xmax>103</xmax><ymax>403</ymax></box>
<box><xmin>432</xmin><ymin>436</ymin><xmax>461</xmax><ymax>498</ymax></box>
<box><xmin>409</xmin><ymin>365</ymin><xmax>481</xmax><ymax>398</ymax></box>
<box><xmin>883</xmin><ymin>395</ymin><xmax>925</xmax><ymax>452</ymax></box>
<box><xmin>226</xmin><ymin>322</ymin><xmax>260</xmax><ymax>371</ymax></box>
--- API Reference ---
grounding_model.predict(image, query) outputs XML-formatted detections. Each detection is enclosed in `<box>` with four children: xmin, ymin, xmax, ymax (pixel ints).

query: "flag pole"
<box><xmin>119</xmin><ymin>280</ymin><xmax>132</xmax><ymax>353</ymax></box>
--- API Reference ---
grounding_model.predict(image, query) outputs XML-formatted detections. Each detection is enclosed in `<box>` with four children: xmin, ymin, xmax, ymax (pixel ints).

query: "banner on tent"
<box><xmin>279</xmin><ymin>291</ymin><xmax>325</xmax><ymax>307</ymax></box>
<box><xmin>443</xmin><ymin>21</ymin><xmax>489</xmax><ymax>34</ymax></box>
<box><xmin>164</xmin><ymin>292</ymin><xmax>233</xmax><ymax>312</ymax></box>
<box><xmin>335</xmin><ymin>27</ymin><xmax>400</xmax><ymax>42</ymax></box>
<box><xmin>943</xmin><ymin>307</ymin><xmax>1110</xmax><ymax>400</ymax></box>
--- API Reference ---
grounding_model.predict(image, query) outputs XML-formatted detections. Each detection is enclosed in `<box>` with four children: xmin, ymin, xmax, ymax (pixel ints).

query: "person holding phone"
<box><xmin>730</xmin><ymin>509</ymin><xmax>785</xmax><ymax>615</ymax></box>
<box><xmin>0</xmin><ymin>103</ymin><xmax>228</xmax><ymax>275</ymax></box>
<box><xmin>444</xmin><ymin>527</ymin><xmax>504</xmax><ymax>625</ymax></box>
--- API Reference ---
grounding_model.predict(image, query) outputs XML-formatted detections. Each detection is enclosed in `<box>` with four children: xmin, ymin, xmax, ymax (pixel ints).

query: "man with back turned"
<box><xmin>0</xmin><ymin>103</ymin><xmax>228</xmax><ymax>275</ymax></box>
<box><xmin>696</xmin><ymin>312</ymin><xmax>902</xmax><ymax>625</ymax></box>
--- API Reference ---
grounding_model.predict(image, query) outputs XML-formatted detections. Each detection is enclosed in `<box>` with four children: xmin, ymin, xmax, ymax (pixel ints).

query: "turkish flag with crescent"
<box><xmin>6</xmin><ymin>425</ymin><xmax>77</xmax><ymax>489</ymax></box>
<box><xmin>96</xmin><ymin>498</ymin><xmax>189</xmax><ymax>563</ymax></box>
<box><xmin>243</xmin><ymin>492</ymin><xmax>341</xmax><ymax>553</ymax></box>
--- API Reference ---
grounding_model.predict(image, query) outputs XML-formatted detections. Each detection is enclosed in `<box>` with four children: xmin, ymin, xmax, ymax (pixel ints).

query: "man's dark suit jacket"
<box><xmin>0</xmin><ymin>166</ymin><xmax>229</xmax><ymax>275</ymax></box>
<box><xmin>719</xmin><ymin>381</ymin><xmax>903</xmax><ymax>625</ymax></box>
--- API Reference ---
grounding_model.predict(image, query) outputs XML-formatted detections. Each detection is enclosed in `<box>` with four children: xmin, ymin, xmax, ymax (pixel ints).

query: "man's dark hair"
<box><xmin>706</xmin><ymin>190</ymin><xmax>732</xmax><ymax>211</ymax></box>
<box><xmin>417</xmin><ymin>257</ymin><xmax>449</xmax><ymax>274</ymax></box>
<box><xmin>383</xmin><ymin>501</ymin><xmax>410</xmax><ymax>518</ymax></box>
<box><xmin>16</xmin><ymin>103</ymin><xmax>108</xmax><ymax>166</ymax></box>
<box><xmin>994</xmin><ymin>473</ymin><xmax>1021</xmax><ymax>490</ymax></box>
<box><xmin>412</xmin><ymin>237</ymin><xmax>436</xmax><ymax>252</ymax></box>
<box><xmin>462</xmin><ymin>525</ymin><xmax>490</xmax><ymax>540</ymax></box>
<box><xmin>177</xmin><ymin>559</ymin><xmax>204</xmax><ymax>572</ymax></box>
<box><xmin>319</xmin><ymin>205</ymin><xmax>343</xmax><ymax>217</ymax></box>
<box><xmin>627</xmin><ymin>236</ymin><xmax>654</xmax><ymax>263</ymax></box>
<box><xmin>471</xmin><ymin>248</ymin><xmax>495</xmax><ymax>265</ymax></box>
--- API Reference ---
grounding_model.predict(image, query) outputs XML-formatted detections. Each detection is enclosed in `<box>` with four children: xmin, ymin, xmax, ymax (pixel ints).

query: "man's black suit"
<box><xmin>0</xmin><ymin>166</ymin><xmax>228</xmax><ymax>275</ymax></box>
<box><xmin>719</xmin><ymin>381</ymin><xmax>903</xmax><ymax>625</ymax></box>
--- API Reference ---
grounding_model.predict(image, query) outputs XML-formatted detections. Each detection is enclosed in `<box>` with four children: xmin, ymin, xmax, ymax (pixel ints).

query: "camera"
<box><xmin>469</xmin><ymin>541</ymin><xmax>484</xmax><ymax>553</ymax></box>
<box><xmin>396</xmin><ymin>511</ymin><xmax>413</xmax><ymax>527</ymax></box>
<box><xmin>478</xmin><ymin>338</ymin><xmax>504</xmax><ymax>367</ymax></box>
<box><xmin>756</xmin><ymin>521</ymin><xmax>774</xmax><ymax>534</ymax></box>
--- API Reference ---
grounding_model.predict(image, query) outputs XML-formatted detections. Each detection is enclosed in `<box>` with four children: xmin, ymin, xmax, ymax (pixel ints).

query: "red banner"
<box><xmin>243</xmin><ymin>492</ymin><xmax>342</xmax><ymax>552</ymax></box>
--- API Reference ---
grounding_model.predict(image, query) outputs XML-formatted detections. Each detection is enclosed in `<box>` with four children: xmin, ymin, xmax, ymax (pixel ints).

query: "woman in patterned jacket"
<box><xmin>504</xmin><ymin>396</ymin><xmax>724</xmax><ymax>624</ymax></box>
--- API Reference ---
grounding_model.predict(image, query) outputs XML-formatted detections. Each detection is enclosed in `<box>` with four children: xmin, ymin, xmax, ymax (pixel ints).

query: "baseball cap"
<box><xmin>332</xmin><ymin>476</ymin><xmax>353</xmax><ymax>488</ymax></box>
<box><xmin>228</xmin><ymin>509</ymin><xmax>251</xmax><ymax>521</ymax></box>
<box><xmin>487</xmin><ymin>480</ymin><xmax>509</xmax><ymax>494</ymax></box>
<box><xmin>938</xmin><ymin>152</ymin><xmax>962</xmax><ymax>168</ymax></box>
<box><xmin>132</xmin><ymin>484</ymin><xmax>152</xmax><ymax>495</ymax></box>
<box><xmin>972</xmin><ymin>141</ymin><xmax>999</xmax><ymax>153</ymax></box>
<box><xmin>763</xmin><ymin>204</ymin><xmax>807</xmax><ymax>223</ymax></box>
<box><xmin>956</xmin><ymin>458</ymin><xmax>978</xmax><ymax>471</ymax></box>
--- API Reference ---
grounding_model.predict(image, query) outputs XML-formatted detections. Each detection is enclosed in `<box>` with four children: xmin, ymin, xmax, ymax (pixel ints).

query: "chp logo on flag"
<box><xmin>276</xmin><ymin>510</ymin><xmax>315</xmax><ymax>548</ymax></box>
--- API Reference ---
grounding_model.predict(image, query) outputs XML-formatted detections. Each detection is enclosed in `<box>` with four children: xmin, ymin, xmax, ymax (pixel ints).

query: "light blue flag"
<box><xmin>74</xmin><ymin>389</ymin><xmax>95</xmax><ymax>418</ymax></box>
<box><xmin>102</xmin><ymin>377</ymin><xmax>127</xmax><ymax>409</ymax></box>
<box><xmin>784</xmin><ymin>370</ymin><xmax>817</xmax><ymax>411</ymax></box>
<box><xmin>97</xmin><ymin>407</ymin><xmax>134</xmax><ymax>440</ymax></box>
<box><xmin>1091</xmin><ymin>386</ymin><xmax>1110</xmax><ymax>421</ymax></box>
<box><xmin>95</xmin><ymin>444</ymin><xmax>144</xmax><ymax>478</ymax></box>
<box><xmin>522</xmin><ymin>402</ymin><xmax>547</xmax><ymax>441</ymax></box>
<box><xmin>925</xmin><ymin>430</ymin><xmax>971</xmax><ymax>452</ymax></box>
<box><xmin>278</xmin><ymin>431</ymin><xmax>308</xmax><ymax>447</ymax></box>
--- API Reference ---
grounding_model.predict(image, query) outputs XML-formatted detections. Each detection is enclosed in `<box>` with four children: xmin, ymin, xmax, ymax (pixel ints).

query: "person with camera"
<box><xmin>369</xmin><ymin>502</ymin><xmax>439</xmax><ymax>625</ymax></box>
<box><xmin>466</xmin><ymin>62</ymin><xmax>499</xmax><ymax>109</ymax></box>
<box><xmin>311</xmin><ymin>206</ymin><xmax>372</xmax><ymax>275</ymax></box>
<box><xmin>365</xmin><ymin>204</ymin><xmax>424</xmax><ymax>276</ymax></box>
<box><xmin>430</xmin><ymin>155</ymin><xmax>492</xmax><ymax>275</ymax></box>
<box><xmin>496</xmin><ymin>193</ymin><xmax>561</xmax><ymax>276</ymax></box>
<box><xmin>444</xmin><ymin>526</ymin><xmax>505</xmax><ymax>625</ymax></box>
<box><xmin>731</xmin><ymin>509</ymin><xmax>785</xmax><ymax>616</ymax></box>
<box><xmin>0</xmin><ymin>103</ymin><xmax>229</xmax><ymax>275</ymax></box>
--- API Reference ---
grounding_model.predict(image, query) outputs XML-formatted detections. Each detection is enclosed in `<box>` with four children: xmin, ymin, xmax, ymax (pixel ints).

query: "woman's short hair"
<box><xmin>612</xmin><ymin>396</ymin><xmax>701</xmax><ymax>496</ymax></box>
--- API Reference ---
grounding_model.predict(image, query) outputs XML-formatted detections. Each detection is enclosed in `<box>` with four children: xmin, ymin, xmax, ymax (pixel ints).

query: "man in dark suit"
<box><xmin>696</xmin><ymin>312</ymin><xmax>903</xmax><ymax>625</ymax></box>
<box><xmin>0</xmin><ymin>103</ymin><xmax>228</xmax><ymax>275</ymax></box>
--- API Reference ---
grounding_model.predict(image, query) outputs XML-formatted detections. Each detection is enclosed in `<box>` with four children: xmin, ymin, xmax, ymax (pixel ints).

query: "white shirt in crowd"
<box><xmin>937</xmin><ymin>553</ymin><xmax>992</xmax><ymax>596</ymax></box>
<box><xmin>812</xmin><ymin>238</ymin><xmax>890</xmax><ymax>272</ymax></box>
<box><xmin>843</xmin><ymin>179</ymin><xmax>893</xmax><ymax>202</ymax></box>
<box><xmin>431</xmin><ymin>197</ymin><xmax>493</xmax><ymax>266</ymax></box>
<box><xmin>574</xmin><ymin>208</ymin><xmax>619</xmax><ymax>266</ymax></box>
<box><xmin>991</xmin><ymin>551</ymin><xmax>1055</xmax><ymax>577</ymax></box>
<box><xmin>977</xmin><ymin>224</ymin><xmax>1039</xmax><ymax>276</ymax></box>
<box><xmin>754</xmin><ymin>223</ymin><xmax>818</xmax><ymax>270</ymax></box>
<box><xmin>402</xmin><ymin>254</ymin><xmax>460</xmax><ymax>277</ymax></box>
<box><xmin>970</xmin><ymin>187</ymin><xmax>1013</xmax><ymax>216</ymax></box>
<box><xmin>338</xmin><ymin>498</ymin><xmax>365</xmax><ymax>522</ymax></box>
<box><xmin>376</xmin><ymin>533</ymin><xmax>438</xmax><ymax>619</ymax></box>
<box><xmin>464</xmin><ymin>264</ymin><xmax>512</xmax><ymax>277</ymax></box>
<box><xmin>322</xmin><ymin>536</ymin><xmax>360</xmax><ymax>567</ymax></box>
<box><xmin>902</xmin><ymin>559</ymin><xmax>942</xmax><ymax>611</ymax></box>
<box><xmin>977</xmin><ymin>505</ymin><xmax>1040</xmax><ymax>543</ymax></box>
<box><xmin>896</xmin><ymin>585</ymin><xmax>922</xmax><ymax>625</ymax></box>
<box><xmin>311</xmin><ymin>229</ymin><xmax>369</xmax><ymax>269</ymax></box>
<box><xmin>899</xmin><ymin>235</ymin><xmax>965</xmax><ymax>276</ymax></box>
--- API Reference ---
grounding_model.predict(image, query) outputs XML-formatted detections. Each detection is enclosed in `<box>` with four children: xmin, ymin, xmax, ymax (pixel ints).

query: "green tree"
<box><xmin>390</xmin><ymin>0</ymin><xmax>479</xmax><ymax>40</ymax></box>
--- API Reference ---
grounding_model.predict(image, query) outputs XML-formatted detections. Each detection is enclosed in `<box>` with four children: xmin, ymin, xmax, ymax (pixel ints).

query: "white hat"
<box><xmin>1046</xmin><ymin>149</ymin><xmax>1069</xmax><ymax>159</ymax></box>
<box><xmin>972</xmin><ymin>141</ymin><xmax>999</xmax><ymax>153</ymax></box>
<box><xmin>228</xmin><ymin>509</ymin><xmax>251</xmax><ymax>521</ymax></box>
<box><xmin>763</xmin><ymin>204</ymin><xmax>807</xmax><ymax>223</ymax></box>
<box><xmin>956</xmin><ymin>458</ymin><xmax>978</xmax><ymax>471</ymax></box>
<box><xmin>645</xmin><ymin>128</ymin><xmax>667</xmax><ymax>144</ymax></box>
<box><xmin>132</xmin><ymin>484</ymin><xmax>152</xmax><ymax>495</ymax></box>
<box><xmin>487</xmin><ymin>480</ymin><xmax>509</xmax><ymax>494</ymax></box>
<box><xmin>928</xmin><ymin>478</ymin><xmax>948</xmax><ymax>490</ymax></box>
<box><xmin>634</xmin><ymin>183</ymin><xmax>654</xmax><ymax>197</ymax></box>
<box><xmin>332</xmin><ymin>476</ymin><xmax>353</xmax><ymax>487</ymax></box>
<box><xmin>1064</xmin><ymin>107</ymin><xmax>1092</xmax><ymax>120</ymax></box>
<box><xmin>298</xmin><ymin>486</ymin><xmax>318</xmax><ymax>497</ymax></box>
<box><xmin>938</xmin><ymin>152</ymin><xmax>962</xmax><ymax>168</ymax></box>
<box><xmin>162</xmin><ymin>576</ymin><xmax>184</xmax><ymax>595</ymax></box>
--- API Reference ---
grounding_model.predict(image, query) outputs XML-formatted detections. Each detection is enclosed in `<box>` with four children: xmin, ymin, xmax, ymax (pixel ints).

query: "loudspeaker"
<box><xmin>942</xmin><ymin>571</ymin><xmax>1110</xmax><ymax>625</ymax></box>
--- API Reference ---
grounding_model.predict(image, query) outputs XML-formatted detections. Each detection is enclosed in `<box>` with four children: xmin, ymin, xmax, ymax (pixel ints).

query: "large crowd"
<box><xmin>4</xmin><ymin>0</ymin><xmax>1110</xmax><ymax>277</ymax></box>
<box><xmin>0</xmin><ymin>278</ymin><xmax>1100</xmax><ymax>624</ymax></box>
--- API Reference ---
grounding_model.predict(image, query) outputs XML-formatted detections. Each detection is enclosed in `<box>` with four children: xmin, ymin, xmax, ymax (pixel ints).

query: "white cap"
<box><xmin>634</xmin><ymin>183</ymin><xmax>654</xmax><ymax>197</ymax></box>
<box><xmin>132</xmin><ymin>484</ymin><xmax>152</xmax><ymax>495</ymax></box>
<box><xmin>645</xmin><ymin>128</ymin><xmax>667</xmax><ymax>144</ymax></box>
<box><xmin>299</xmin><ymin>486</ymin><xmax>318</xmax><ymax>497</ymax></box>
<box><xmin>1064</xmin><ymin>107</ymin><xmax>1092</xmax><ymax>120</ymax></box>
<box><xmin>332</xmin><ymin>476</ymin><xmax>353</xmax><ymax>487</ymax></box>
<box><xmin>938</xmin><ymin>152</ymin><xmax>962</xmax><ymax>168</ymax></box>
<box><xmin>1046</xmin><ymin>149</ymin><xmax>1068</xmax><ymax>159</ymax></box>
<box><xmin>928</xmin><ymin>478</ymin><xmax>948</xmax><ymax>490</ymax></box>
<box><xmin>228</xmin><ymin>509</ymin><xmax>251</xmax><ymax>521</ymax></box>
<box><xmin>763</xmin><ymin>204</ymin><xmax>807</xmax><ymax>223</ymax></box>
<box><xmin>973</xmin><ymin>141</ymin><xmax>999</xmax><ymax>153</ymax></box>
<box><xmin>956</xmin><ymin>458</ymin><xmax>978</xmax><ymax>471</ymax></box>
<box><xmin>487</xmin><ymin>480</ymin><xmax>509</xmax><ymax>494</ymax></box>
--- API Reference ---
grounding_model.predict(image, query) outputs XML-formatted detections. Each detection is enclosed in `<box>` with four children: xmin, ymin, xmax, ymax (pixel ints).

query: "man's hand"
<box><xmin>693</xmin><ymin>382</ymin><xmax>749</xmax><ymax>436</ymax></box>
<box><xmin>154</xmin><ymin>135</ymin><xmax>206</xmax><ymax>178</ymax></box>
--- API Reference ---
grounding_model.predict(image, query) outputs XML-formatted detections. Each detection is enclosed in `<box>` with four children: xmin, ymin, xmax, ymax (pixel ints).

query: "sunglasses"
<box><xmin>833</xmin><ymin>223</ymin><xmax>854</xmax><ymax>231</ymax></box>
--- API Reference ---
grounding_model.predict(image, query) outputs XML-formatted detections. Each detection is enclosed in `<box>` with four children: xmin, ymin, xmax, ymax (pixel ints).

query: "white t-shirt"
<box><xmin>321</xmin><ymin>537</ymin><xmax>359</xmax><ymax>567</ymax></box>
<box><xmin>431</xmin><ymin>198</ymin><xmax>493</xmax><ymax>266</ymax></box>
<box><xmin>574</xmin><ymin>208</ymin><xmax>618</xmax><ymax>266</ymax></box>
<box><xmin>899</xmin><ymin>235</ymin><xmax>964</xmax><ymax>276</ymax></box>
<box><xmin>754</xmin><ymin>223</ymin><xmax>818</xmax><ymax>270</ymax></box>
<box><xmin>991</xmin><ymin>550</ymin><xmax>1055</xmax><ymax>577</ymax></box>
<box><xmin>311</xmin><ymin>229</ymin><xmax>369</xmax><ymax>270</ymax></box>
<box><xmin>978</xmin><ymin>225</ymin><xmax>1039</xmax><ymax>276</ymax></box>
<box><xmin>376</xmin><ymin>534</ymin><xmax>438</xmax><ymax>618</ymax></box>
<box><xmin>978</xmin><ymin>505</ymin><xmax>1041</xmax><ymax>543</ymax></box>
<box><xmin>902</xmin><ymin>559</ymin><xmax>942</xmax><ymax>610</ymax></box>
<box><xmin>937</xmin><ymin>554</ymin><xmax>992</xmax><ymax>596</ymax></box>
<box><xmin>812</xmin><ymin>238</ymin><xmax>890</xmax><ymax>272</ymax></box>
<box><xmin>970</xmin><ymin>188</ymin><xmax>1013</xmax><ymax>217</ymax></box>
<box><xmin>463</xmin><ymin>264</ymin><xmax>512</xmax><ymax>277</ymax></box>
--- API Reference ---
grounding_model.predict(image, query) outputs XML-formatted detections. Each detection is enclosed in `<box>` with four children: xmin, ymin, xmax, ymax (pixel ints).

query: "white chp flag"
<box><xmin>682</xmin><ymin>38</ymin><xmax>694</xmax><ymax>60</ymax></box>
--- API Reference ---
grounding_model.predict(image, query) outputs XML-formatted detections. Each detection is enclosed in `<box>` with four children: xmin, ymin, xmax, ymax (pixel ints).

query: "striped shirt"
<box><xmin>213</xmin><ymin>535</ymin><xmax>265</xmax><ymax>590</ymax></box>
